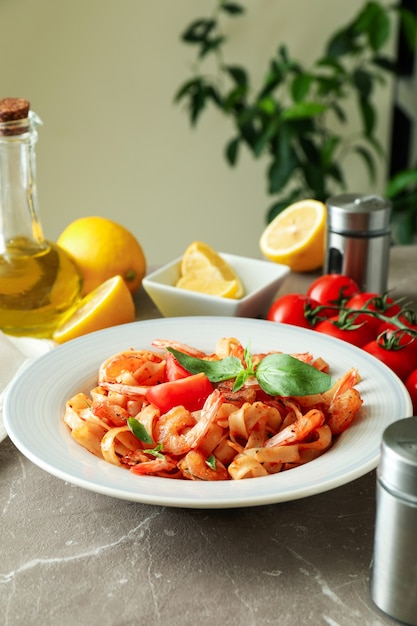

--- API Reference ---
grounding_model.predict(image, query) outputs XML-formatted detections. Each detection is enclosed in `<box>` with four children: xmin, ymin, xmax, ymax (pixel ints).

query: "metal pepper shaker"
<box><xmin>324</xmin><ymin>193</ymin><xmax>392</xmax><ymax>292</ymax></box>
<box><xmin>370</xmin><ymin>416</ymin><xmax>417</xmax><ymax>625</ymax></box>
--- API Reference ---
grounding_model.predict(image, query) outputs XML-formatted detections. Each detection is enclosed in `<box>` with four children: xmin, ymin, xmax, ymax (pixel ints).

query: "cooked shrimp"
<box><xmin>318</xmin><ymin>368</ymin><xmax>363</xmax><ymax>435</ymax></box>
<box><xmin>98</xmin><ymin>350</ymin><xmax>165</xmax><ymax>386</ymax></box>
<box><xmin>265</xmin><ymin>403</ymin><xmax>324</xmax><ymax>447</ymax></box>
<box><xmin>91</xmin><ymin>401</ymin><xmax>130</xmax><ymax>427</ymax></box>
<box><xmin>326</xmin><ymin>388</ymin><xmax>363</xmax><ymax>435</ymax></box>
<box><xmin>130</xmin><ymin>455</ymin><xmax>178</xmax><ymax>476</ymax></box>
<box><xmin>178</xmin><ymin>450</ymin><xmax>229</xmax><ymax>481</ymax></box>
<box><xmin>155</xmin><ymin>389</ymin><xmax>224</xmax><ymax>455</ymax></box>
<box><xmin>215</xmin><ymin>337</ymin><xmax>244</xmax><ymax>361</ymax></box>
<box><xmin>98</xmin><ymin>381</ymin><xmax>150</xmax><ymax>398</ymax></box>
<box><xmin>151</xmin><ymin>339</ymin><xmax>207</xmax><ymax>358</ymax></box>
<box><xmin>154</xmin><ymin>405</ymin><xmax>196</xmax><ymax>455</ymax></box>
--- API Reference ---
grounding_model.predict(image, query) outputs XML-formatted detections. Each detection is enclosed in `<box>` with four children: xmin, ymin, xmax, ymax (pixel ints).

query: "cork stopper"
<box><xmin>0</xmin><ymin>98</ymin><xmax>30</xmax><ymax>135</ymax></box>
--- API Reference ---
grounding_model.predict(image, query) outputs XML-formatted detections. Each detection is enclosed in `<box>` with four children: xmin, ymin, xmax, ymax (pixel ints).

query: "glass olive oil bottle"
<box><xmin>0</xmin><ymin>98</ymin><xmax>82</xmax><ymax>337</ymax></box>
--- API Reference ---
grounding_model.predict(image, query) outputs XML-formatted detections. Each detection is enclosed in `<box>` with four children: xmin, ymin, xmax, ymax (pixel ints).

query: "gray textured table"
<box><xmin>1</xmin><ymin>246</ymin><xmax>416</xmax><ymax>626</ymax></box>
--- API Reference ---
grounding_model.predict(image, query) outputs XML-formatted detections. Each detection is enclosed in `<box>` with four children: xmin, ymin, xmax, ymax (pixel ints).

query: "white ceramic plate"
<box><xmin>4</xmin><ymin>317</ymin><xmax>412</xmax><ymax>509</ymax></box>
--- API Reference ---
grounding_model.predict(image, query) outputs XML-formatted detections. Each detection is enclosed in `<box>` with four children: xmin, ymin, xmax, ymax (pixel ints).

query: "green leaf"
<box><xmin>143</xmin><ymin>443</ymin><xmax>165</xmax><ymax>460</ymax></box>
<box><xmin>258</xmin><ymin>61</ymin><xmax>284</xmax><ymax>98</ymax></box>
<box><xmin>372</xmin><ymin>55</ymin><xmax>397</xmax><ymax>73</ymax></box>
<box><xmin>267</xmin><ymin>134</ymin><xmax>299</xmax><ymax>194</ymax></box>
<box><xmin>326</xmin><ymin>27</ymin><xmax>361</xmax><ymax>57</ymax></box>
<box><xmin>253</xmin><ymin>118</ymin><xmax>280</xmax><ymax>157</ymax></box>
<box><xmin>221</xmin><ymin>2</ymin><xmax>245</xmax><ymax>15</ymax></box>
<box><xmin>233</xmin><ymin>368</ymin><xmax>251</xmax><ymax>392</ymax></box>
<box><xmin>167</xmin><ymin>347</ymin><xmax>332</xmax><ymax>398</ymax></box>
<box><xmin>166</xmin><ymin>348</ymin><xmax>244</xmax><ymax>382</ymax></box>
<box><xmin>127</xmin><ymin>418</ymin><xmax>153</xmax><ymax>444</ymax></box>
<box><xmin>224</xmin><ymin>65</ymin><xmax>249</xmax><ymax>88</ymax></box>
<box><xmin>321</xmin><ymin>135</ymin><xmax>341</xmax><ymax>167</ymax></box>
<box><xmin>256</xmin><ymin>354</ymin><xmax>332</xmax><ymax>397</ymax></box>
<box><xmin>330</xmin><ymin>101</ymin><xmax>347</xmax><ymax>124</ymax></box>
<box><xmin>205</xmin><ymin>454</ymin><xmax>217</xmax><ymax>470</ymax></box>
<box><xmin>199</xmin><ymin>35</ymin><xmax>227</xmax><ymax>59</ymax></box>
<box><xmin>398</xmin><ymin>7</ymin><xmax>417</xmax><ymax>52</ymax></box>
<box><xmin>174</xmin><ymin>78</ymin><xmax>203</xmax><ymax>103</ymax></box>
<box><xmin>257</xmin><ymin>96</ymin><xmax>276</xmax><ymax>115</ymax></box>
<box><xmin>182</xmin><ymin>19</ymin><xmax>216</xmax><ymax>43</ymax></box>
<box><xmin>282</xmin><ymin>102</ymin><xmax>327</xmax><ymax>120</ymax></box>
<box><xmin>225</xmin><ymin>136</ymin><xmax>240</xmax><ymax>165</ymax></box>
<box><xmin>386</xmin><ymin>169</ymin><xmax>417</xmax><ymax>198</ymax></box>
<box><xmin>358</xmin><ymin>96</ymin><xmax>376</xmax><ymax>136</ymax></box>
<box><xmin>352</xmin><ymin>68</ymin><xmax>373</xmax><ymax>99</ymax></box>
<box><xmin>354</xmin><ymin>1</ymin><xmax>390</xmax><ymax>51</ymax></box>
<box><xmin>291</xmin><ymin>73</ymin><xmax>312</xmax><ymax>102</ymax></box>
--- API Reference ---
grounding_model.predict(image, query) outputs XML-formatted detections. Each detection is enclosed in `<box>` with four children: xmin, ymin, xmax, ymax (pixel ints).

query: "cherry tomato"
<box><xmin>362</xmin><ymin>338</ymin><xmax>417</xmax><ymax>382</ymax></box>
<box><xmin>307</xmin><ymin>274</ymin><xmax>360</xmax><ymax>317</ymax></box>
<box><xmin>146</xmin><ymin>373</ymin><xmax>213</xmax><ymax>413</ymax></box>
<box><xmin>405</xmin><ymin>369</ymin><xmax>417</xmax><ymax>413</ymax></box>
<box><xmin>165</xmin><ymin>351</ymin><xmax>191</xmax><ymax>381</ymax></box>
<box><xmin>267</xmin><ymin>294</ymin><xmax>320</xmax><ymax>328</ymax></box>
<box><xmin>377</xmin><ymin>321</ymin><xmax>417</xmax><ymax>352</ymax></box>
<box><xmin>314</xmin><ymin>316</ymin><xmax>375</xmax><ymax>347</ymax></box>
<box><xmin>346</xmin><ymin>292</ymin><xmax>400</xmax><ymax>331</ymax></box>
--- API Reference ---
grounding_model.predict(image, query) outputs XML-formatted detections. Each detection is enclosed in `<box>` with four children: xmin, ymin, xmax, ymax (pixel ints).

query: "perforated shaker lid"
<box><xmin>326</xmin><ymin>193</ymin><xmax>391</xmax><ymax>234</ymax></box>
<box><xmin>378</xmin><ymin>416</ymin><xmax>417</xmax><ymax>501</ymax></box>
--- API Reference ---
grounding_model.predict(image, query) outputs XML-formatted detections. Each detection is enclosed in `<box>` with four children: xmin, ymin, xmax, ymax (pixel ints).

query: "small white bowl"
<box><xmin>142</xmin><ymin>253</ymin><xmax>290</xmax><ymax>318</ymax></box>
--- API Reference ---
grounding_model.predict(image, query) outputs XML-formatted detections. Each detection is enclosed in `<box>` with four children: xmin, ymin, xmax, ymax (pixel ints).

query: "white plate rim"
<box><xmin>3</xmin><ymin>317</ymin><xmax>412</xmax><ymax>509</ymax></box>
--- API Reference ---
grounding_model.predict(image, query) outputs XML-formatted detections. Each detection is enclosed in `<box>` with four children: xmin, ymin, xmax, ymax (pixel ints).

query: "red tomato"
<box><xmin>405</xmin><ymin>369</ymin><xmax>417</xmax><ymax>413</ymax></box>
<box><xmin>146</xmin><ymin>373</ymin><xmax>213</xmax><ymax>413</ymax></box>
<box><xmin>267</xmin><ymin>294</ymin><xmax>320</xmax><ymax>328</ymax></box>
<box><xmin>314</xmin><ymin>316</ymin><xmax>375</xmax><ymax>347</ymax></box>
<box><xmin>165</xmin><ymin>351</ymin><xmax>191</xmax><ymax>381</ymax></box>
<box><xmin>377</xmin><ymin>321</ymin><xmax>417</xmax><ymax>351</ymax></box>
<box><xmin>307</xmin><ymin>274</ymin><xmax>360</xmax><ymax>317</ymax></box>
<box><xmin>362</xmin><ymin>338</ymin><xmax>417</xmax><ymax>381</ymax></box>
<box><xmin>346</xmin><ymin>292</ymin><xmax>399</xmax><ymax>331</ymax></box>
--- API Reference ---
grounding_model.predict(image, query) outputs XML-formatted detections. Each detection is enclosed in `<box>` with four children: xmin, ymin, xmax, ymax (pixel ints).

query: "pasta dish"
<box><xmin>63</xmin><ymin>337</ymin><xmax>363</xmax><ymax>480</ymax></box>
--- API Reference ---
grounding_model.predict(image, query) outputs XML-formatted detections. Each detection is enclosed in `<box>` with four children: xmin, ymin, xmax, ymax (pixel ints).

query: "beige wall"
<box><xmin>1</xmin><ymin>0</ymin><xmax>395</xmax><ymax>266</ymax></box>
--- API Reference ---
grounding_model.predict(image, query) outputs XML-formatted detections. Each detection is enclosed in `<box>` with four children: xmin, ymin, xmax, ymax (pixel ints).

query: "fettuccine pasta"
<box><xmin>63</xmin><ymin>337</ymin><xmax>363</xmax><ymax>480</ymax></box>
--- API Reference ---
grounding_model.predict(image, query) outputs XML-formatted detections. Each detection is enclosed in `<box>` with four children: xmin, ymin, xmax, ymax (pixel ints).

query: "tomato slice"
<box><xmin>165</xmin><ymin>351</ymin><xmax>191</xmax><ymax>381</ymax></box>
<box><xmin>146</xmin><ymin>373</ymin><xmax>213</xmax><ymax>413</ymax></box>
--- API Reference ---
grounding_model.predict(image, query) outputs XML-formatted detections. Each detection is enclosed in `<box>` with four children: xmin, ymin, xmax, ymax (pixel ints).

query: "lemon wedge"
<box><xmin>178</xmin><ymin>241</ymin><xmax>244</xmax><ymax>298</ymax></box>
<box><xmin>176</xmin><ymin>273</ymin><xmax>241</xmax><ymax>298</ymax></box>
<box><xmin>259</xmin><ymin>199</ymin><xmax>326</xmax><ymax>272</ymax></box>
<box><xmin>53</xmin><ymin>275</ymin><xmax>135</xmax><ymax>343</ymax></box>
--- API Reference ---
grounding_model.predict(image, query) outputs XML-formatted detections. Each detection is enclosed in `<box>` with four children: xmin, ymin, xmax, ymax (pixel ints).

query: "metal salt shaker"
<box><xmin>370</xmin><ymin>416</ymin><xmax>417</xmax><ymax>625</ymax></box>
<box><xmin>324</xmin><ymin>193</ymin><xmax>392</xmax><ymax>292</ymax></box>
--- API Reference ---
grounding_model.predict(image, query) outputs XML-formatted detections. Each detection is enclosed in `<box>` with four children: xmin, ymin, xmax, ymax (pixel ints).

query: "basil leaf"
<box><xmin>167</xmin><ymin>347</ymin><xmax>244</xmax><ymax>382</ymax></box>
<box><xmin>127</xmin><ymin>418</ymin><xmax>153</xmax><ymax>444</ymax></box>
<box><xmin>233</xmin><ymin>368</ymin><xmax>250</xmax><ymax>392</ymax></box>
<box><xmin>206</xmin><ymin>454</ymin><xmax>216</xmax><ymax>470</ymax></box>
<box><xmin>255</xmin><ymin>353</ymin><xmax>332</xmax><ymax>396</ymax></box>
<box><xmin>143</xmin><ymin>443</ymin><xmax>165</xmax><ymax>460</ymax></box>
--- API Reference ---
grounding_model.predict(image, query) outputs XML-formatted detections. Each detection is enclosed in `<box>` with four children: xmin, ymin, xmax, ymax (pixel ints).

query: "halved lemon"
<box><xmin>259</xmin><ymin>199</ymin><xmax>326</xmax><ymax>272</ymax></box>
<box><xmin>53</xmin><ymin>275</ymin><xmax>135</xmax><ymax>343</ymax></box>
<box><xmin>179</xmin><ymin>241</ymin><xmax>244</xmax><ymax>298</ymax></box>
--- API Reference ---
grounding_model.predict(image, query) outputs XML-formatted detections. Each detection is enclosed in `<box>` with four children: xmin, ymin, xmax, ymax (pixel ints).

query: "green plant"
<box><xmin>386</xmin><ymin>165</ymin><xmax>417</xmax><ymax>243</ymax></box>
<box><xmin>175</xmin><ymin>0</ymin><xmax>417</xmax><ymax>238</ymax></box>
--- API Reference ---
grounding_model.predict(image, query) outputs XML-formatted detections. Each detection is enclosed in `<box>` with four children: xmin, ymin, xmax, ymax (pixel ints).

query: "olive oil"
<box><xmin>0</xmin><ymin>237</ymin><xmax>82</xmax><ymax>337</ymax></box>
<box><xmin>0</xmin><ymin>98</ymin><xmax>82</xmax><ymax>337</ymax></box>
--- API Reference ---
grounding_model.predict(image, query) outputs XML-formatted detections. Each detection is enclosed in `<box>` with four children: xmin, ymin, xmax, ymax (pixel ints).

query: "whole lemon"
<box><xmin>57</xmin><ymin>216</ymin><xmax>146</xmax><ymax>296</ymax></box>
